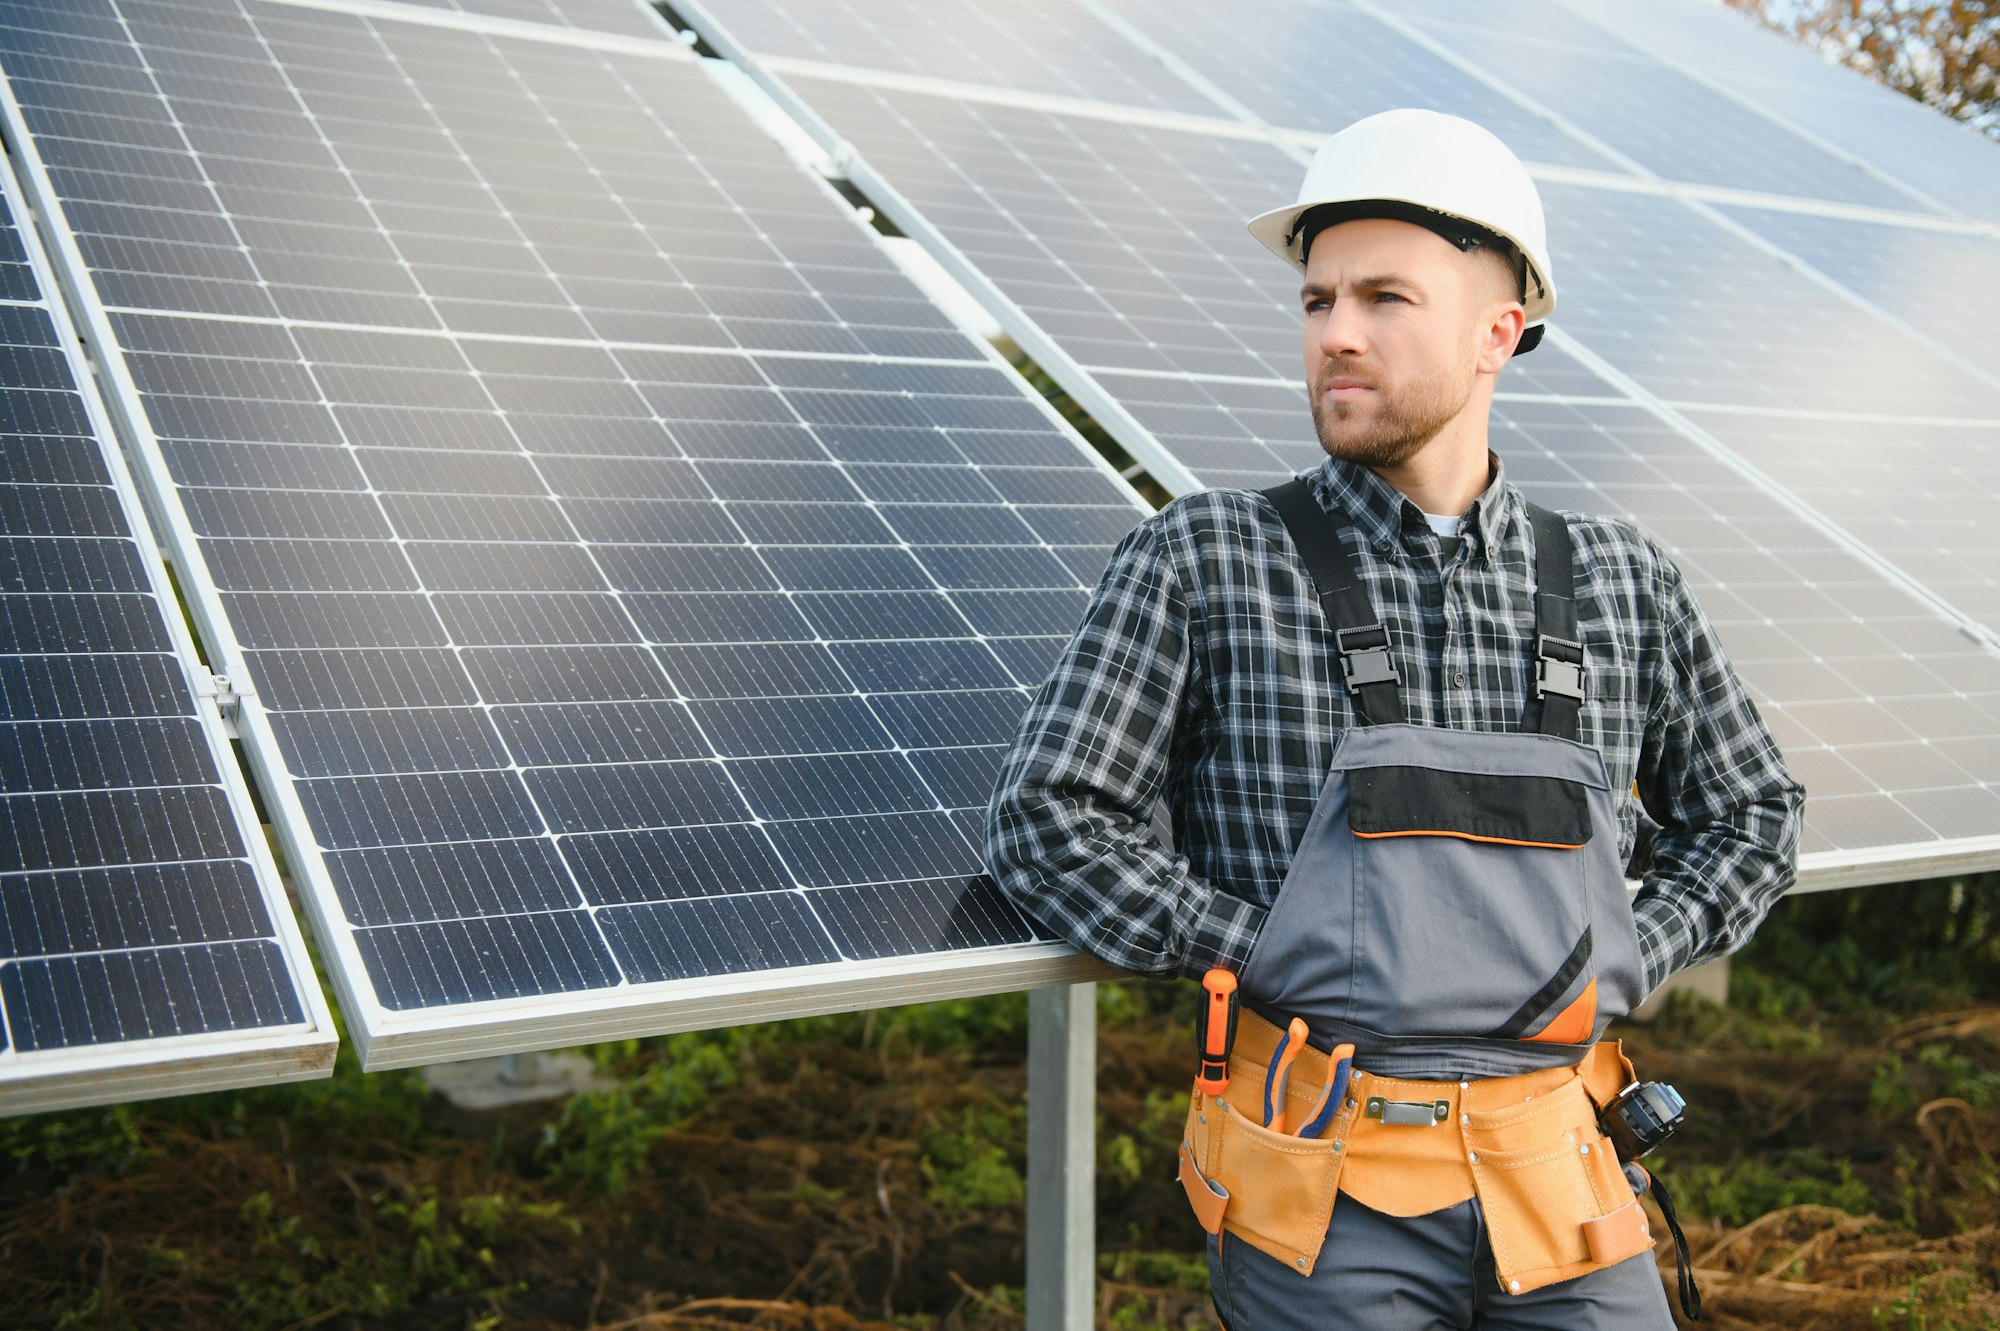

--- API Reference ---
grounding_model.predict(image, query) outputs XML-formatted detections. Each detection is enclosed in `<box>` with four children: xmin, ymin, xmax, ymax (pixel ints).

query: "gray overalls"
<box><xmin>1202</xmin><ymin>479</ymin><xmax>1672</xmax><ymax>1329</ymax></box>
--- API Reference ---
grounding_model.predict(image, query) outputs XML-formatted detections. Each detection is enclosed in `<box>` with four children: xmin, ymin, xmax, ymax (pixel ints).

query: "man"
<box><xmin>985</xmin><ymin>109</ymin><xmax>1804</xmax><ymax>1329</ymax></box>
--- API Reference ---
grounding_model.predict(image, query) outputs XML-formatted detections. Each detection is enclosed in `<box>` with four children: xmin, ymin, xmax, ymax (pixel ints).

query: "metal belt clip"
<box><xmin>1365</xmin><ymin>1096</ymin><xmax>1450</xmax><ymax>1126</ymax></box>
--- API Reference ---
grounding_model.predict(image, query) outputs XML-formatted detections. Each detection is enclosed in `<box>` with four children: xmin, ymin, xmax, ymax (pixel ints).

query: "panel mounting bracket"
<box><xmin>193</xmin><ymin>668</ymin><xmax>249</xmax><ymax>738</ymax></box>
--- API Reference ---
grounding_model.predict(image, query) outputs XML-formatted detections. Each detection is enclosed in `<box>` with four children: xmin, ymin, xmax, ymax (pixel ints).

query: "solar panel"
<box><xmin>1572</xmin><ymin>0</ymin><xmax>2000</xmax><ymax>225</ymax></box>
<box><xmin>649</xmin><ymin>0</ymin><xmax>1221</xmax><ymax>117</ymax></box>
<box><xmin>0</xmin><ymin>0</ymin><xmax>1144</xmax><ymax>1066</ymax></box>
<box><xmin>1709</xmin><ymin>206</ymin><xmax>2000</xmax><ymax>381</ymax></box>
<box><xmin>381</xmin><ymin>0</ymin><xmax>669</xmax><ymax>41</ymax></box>
<box><xmin>1083</xmin><ymin>0</ymin><xmax>1630</xmax><ymax>174</ymax></box>
<box><xmin>0</xmin><ymin>137</ymin><xmax>334</xmax><ymax>1115</ymax></box>
<box><xmin>1378</xmin><ymin>3</ymin><xmax>1937</xmax><ymax>212</ymax></box>
<box><xmin>662</xmin><ymin>0</ymin><xmax>2000</xmax><ymax>883</ymax></box>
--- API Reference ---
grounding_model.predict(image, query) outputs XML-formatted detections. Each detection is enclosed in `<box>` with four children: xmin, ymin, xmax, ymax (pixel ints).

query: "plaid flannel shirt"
<box><xmin>985</xmin><ymin>450</ymin><xmax>1804</xmax><ymax>997</ymax></box>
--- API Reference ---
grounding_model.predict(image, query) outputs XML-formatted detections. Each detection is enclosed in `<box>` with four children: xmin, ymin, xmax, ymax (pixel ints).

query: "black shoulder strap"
<box><xmin>1261</xmin><ymin>479</ymin><xmax>1405</xmax><ymax>725</ymax></box>
<box><xmin>1262</xmin><ymin>482</ymin><xmax>1586</xmax><ymax>738</ymax></box>
<box><xmin>1526</xmin><ymin>502</ymin><xmax>1584</xmax><ymax>741</ymax></box>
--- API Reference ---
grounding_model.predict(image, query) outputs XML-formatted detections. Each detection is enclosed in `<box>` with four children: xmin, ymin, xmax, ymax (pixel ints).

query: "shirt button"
<box><xmin>1453</xmin><ymin>671</ymin><xmax>1467</xmax><ymax>688</ymax></box>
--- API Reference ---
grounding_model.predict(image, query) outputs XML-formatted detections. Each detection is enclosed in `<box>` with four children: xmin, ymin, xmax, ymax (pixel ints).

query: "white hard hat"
<box><xmin>1246</xmin><ymin>109</ymin><xmax>1556</xmax><ymax>351</ymax></box>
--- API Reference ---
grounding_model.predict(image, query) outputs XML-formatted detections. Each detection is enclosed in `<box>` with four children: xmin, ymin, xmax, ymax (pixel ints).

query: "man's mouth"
<box><xmin>1321</xmin><ymin>376</ymin><xmax>1375</xmax><ymax>400</ymax></box>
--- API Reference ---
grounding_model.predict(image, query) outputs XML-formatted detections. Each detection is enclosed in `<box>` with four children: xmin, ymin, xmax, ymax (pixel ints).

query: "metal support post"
<box><xmin>1027</xmin><ymin>982</ymin><xmax>1096</xmax><ymax>1331</ymax></box>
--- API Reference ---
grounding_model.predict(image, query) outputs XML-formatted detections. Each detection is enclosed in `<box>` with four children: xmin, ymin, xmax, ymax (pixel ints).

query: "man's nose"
<box><xmin>1316</xmin><ymin>297</ymin><xmax>1367</xmax><ymax>359</ymax></box>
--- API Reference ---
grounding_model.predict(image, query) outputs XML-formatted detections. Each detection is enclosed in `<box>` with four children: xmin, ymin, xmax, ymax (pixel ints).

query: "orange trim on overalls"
<box><xmin>1351</xmin><ymin>828</ymin><xmax>1586</xmax><ymax>850</ymax></box>
<box><xmin>1523</xmin><ymin>977</ymin><xmax>1598</xmax><ymax>1045</ymax></box>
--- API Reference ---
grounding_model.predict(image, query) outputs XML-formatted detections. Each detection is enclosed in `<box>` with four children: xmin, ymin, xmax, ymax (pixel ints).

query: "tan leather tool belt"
<box><xmin>1178</xmin><ymin>1009</ymin><xmax>1656</xmax><ymax>1291</ymax></box>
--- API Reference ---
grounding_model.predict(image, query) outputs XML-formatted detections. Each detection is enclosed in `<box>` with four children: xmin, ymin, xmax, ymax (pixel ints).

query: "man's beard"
<box><xmin>1309</xmin><ymin>360</ymin><xmax>1474</xmax><ymax>469</ymax></box>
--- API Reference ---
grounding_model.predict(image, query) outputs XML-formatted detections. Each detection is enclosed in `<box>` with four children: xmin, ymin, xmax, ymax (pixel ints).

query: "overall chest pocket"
<box><xmin>1344</xmin><ymin>762</ymin><xmax>1598</xmax><ymax>1043</ymax></box>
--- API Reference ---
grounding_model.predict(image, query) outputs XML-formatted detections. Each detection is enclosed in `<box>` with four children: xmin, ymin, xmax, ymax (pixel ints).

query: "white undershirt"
<box><xmin>1422</xmin><ymin>509</ymin><xmax>1464</xmax><ymax>563</ymax></box>
<box><xmin>1420</xmin><ymin>510</ymin><xmax>1464</xmax><ymax>539</ymax></box>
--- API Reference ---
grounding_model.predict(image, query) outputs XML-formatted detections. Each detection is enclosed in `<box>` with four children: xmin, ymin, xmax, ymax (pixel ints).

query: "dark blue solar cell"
<box><xmin>731</xmin><ymin>752</ymin><xmax>938</xmax><ymax>820</ymax></box>
<box><xmin>325</xmin><ymin>837</ymin><xmax>580</xmax><ymax>927</ymax></box>
<box><xmin>491</xmin><ymin>700</ymin><xmax>709</xmax><ymax>767</ymax></box>
<box><xmin>687</xmin><ymin>694</ymin><xmax>895</xmax><ymax>759</ymax></box>
<box><xmin>268</xmin><ymin>707</ymin><xmax>509</xmax><ymax>778</ymax></box>
<box><xmin>223</xmin><ymin>590</ymin><xmax>449</xmax><ymax>650</ymax></box>
<box><xmin>0</xmin><ymin>591</ymin><xmax>173</xmax><ymax>654</ymax></box>
<box><xmin>789</xmin><ymin>591</ymin><xmax>971</xmax><ymax>641</ymax></box>
<box><xmin>0</xmin><ymin>862</ymin><xmax>271</xmax><ymax>957</ymax></box>
<box><xmin>525</xmin><ymin>759</ymin><xmax>749</xmax><ymax>834</ymax></box>
<box><xmin>562</xmin><ymin>823</ymin><xmax>792</xmax><ymax>905</ymax></box>
<box><xmin>598</xmin><ymin>544</ymin><xmax>776</xmax><ymax>594</ymax></box>
<box><xmin>766</xmin><ymin>809</ymin><xmax>980</xmax><ymax>888</ymax></box>
<box><xmin>597</xmin><ymin>892</ymin><xmax>841</xmax><ymax>983</ymax></box>
<box><xmin>250</xmin><ymin>647</ymin><xmax>479</xmax><ymax>711</ymax></box>
<box><xmin>811</xmin><ymin>877</ymin><xmax>1039</xmax><ymax>960</ymax></box>
<box><xmin>199</xmin><ymin>538</ymin><xmax>417</xmax><ymax>593</ymax></box>
<box><xmin>2</xmin><ymin>940</ymin><xmax>305</xmax><ymax>1051</ymax></box>
<box><xmin>356</xmin><ymin>911</ymin><xmax>622</xmax><ymax>1009</ymax></box>
<box><xmin>0</xmin><ymin>717</ymin><xmax>214</xmax><ymax>793</ymax></box>
<box><xmin>870</xmin><ymin>689</ymin><xmax>1029</xmax><ymax>750</ymax></box>
<box><xmin>758</xmin><ymin>545</ymin><xmax>931</xmax><ymax>592</ymax></box>
<box><xmin>460</xmin><ymin>644</ymin><xmax>675</xmax><ymax>705</ymax></box>
<box><xmin>730</xmin><ymin>502</ymin><xmax>898</xmax><ymax>546</ymax></box>
<box><xmin>950</xmin><ymin>589</ymin><xmax>1091</xmax><ymax>637</ymax></box>
<box><xmin>907</xmin><ymin>745</ymin><xmax>1012</xmax><ymax>810</ymax></box>
<box><xmin>0</xmin><ymin>435</ymin><xmax>111</xmax><ymax>486</ymax></box>
<box><xmin>916</xmin><ymin>544</ymin><xmax>1080</xmax><ymax>591</ymax></box>
<box><xmin>829</xmin><ymin>639</ymin><xmax>1015</xmax><ymax>692</ymax></box>
<box><xmin>0</xmin><ymin>653</ymin><xmax>195</xmax><ymax>721</ymax></box>
<box><xmin>0</xmin><ymin>482</ymin><xmax>130</xmax><ymax>537</ymax></box>
<box><xmin>988</xmin><ymin>635</ymin><xmax>1068</xmax><ymax>685</ymax></box>
<box><xmin>435</xmin><ymin>593</ymin><xmax>639</xmax><ymax>648</ymax></box>
<box><xmin>656</xmin><ymin>642</ymin><xmax>852</xmax><ymax>699</ymax></box>
<box><xmin>884</xmin><ymin>504</ymin><xmax>1041</xmax><ymax>546</ymax></box>
<box><xmin>292</xmin><ymin>770</ymin><xmax>542</xmax><ymax>849</ymax></box>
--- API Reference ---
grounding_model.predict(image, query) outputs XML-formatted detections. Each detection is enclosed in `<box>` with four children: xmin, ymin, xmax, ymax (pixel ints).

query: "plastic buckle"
<box><xmin>1337</xmin><ymin>627</ymin><xmax>1400</xmax><ymax>689</ymax></box>
<box><xmin>1534</xmin><ymin>633</ymin><xmax>1585</xmax><ymax>701</ymax></box>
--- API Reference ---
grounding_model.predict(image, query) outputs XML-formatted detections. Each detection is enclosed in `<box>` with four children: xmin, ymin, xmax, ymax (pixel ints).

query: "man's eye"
<box><xmin>1304</xmin><ymin>298</ymin><xmax>1329</xmax><ymax>313</ymax></box>
<box><xmin>1374</xmin><ymin>291</ymin><xmax>1407</xmax><ymax>304</ymax></box>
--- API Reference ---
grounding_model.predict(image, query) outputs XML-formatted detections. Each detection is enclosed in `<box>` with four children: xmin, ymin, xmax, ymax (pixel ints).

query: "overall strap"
<box><xmin>1526</xmin><ymin>502</ymin><xmax>1585</xmax><ymax>741</ymax></box>
<box><xmin>1261</xmin><ymin>479</ymin><xmax>1405</xmax><ymax>725</ymax></box>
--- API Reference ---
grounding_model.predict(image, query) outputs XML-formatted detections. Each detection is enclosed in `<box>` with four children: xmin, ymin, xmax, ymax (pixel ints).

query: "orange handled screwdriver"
<box><xmin>1195</xmin><ymin>968</ymin><xmax>1239</xmax><ymax>1095</ymax></box>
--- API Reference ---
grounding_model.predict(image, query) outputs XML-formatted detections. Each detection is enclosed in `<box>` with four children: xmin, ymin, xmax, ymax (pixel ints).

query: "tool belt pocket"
<box><xmin>1179</xmin><ymin>1084</ymin><xmax>1345</xmax><ymax>1276</ymax></box>
<box><xmin>1463</xmin><ymin>1075</ymin><xmax>1653</xmax><ymax>1294</ymax></box>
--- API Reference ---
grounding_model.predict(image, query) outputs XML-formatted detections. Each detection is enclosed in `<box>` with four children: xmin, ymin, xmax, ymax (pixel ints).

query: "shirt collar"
<box><xmin>1307</xmin><ymin>448</ymin><xmax>1515</xmax><ymax>558</ymax></box>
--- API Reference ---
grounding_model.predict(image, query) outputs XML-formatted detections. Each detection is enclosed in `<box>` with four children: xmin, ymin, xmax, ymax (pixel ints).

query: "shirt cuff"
<box><xmin>1180</xmin><ymin>887</ymin><xmax>1268</xmax><ymax>980</ymax></box>
<box><xmin>1630</xmin><ymin>894</ymin><xmax>1694</xmax><ymax>998</ymax></box>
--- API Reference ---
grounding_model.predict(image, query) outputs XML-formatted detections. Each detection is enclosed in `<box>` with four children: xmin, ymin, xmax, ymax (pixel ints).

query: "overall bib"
<box><xmin>1178</xmin><ymin>481</ymin><xmax>1664</xmax><ymax>1320</ymax></box>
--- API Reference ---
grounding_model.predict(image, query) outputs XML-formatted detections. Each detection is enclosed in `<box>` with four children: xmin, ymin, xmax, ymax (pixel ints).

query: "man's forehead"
<box><xmin>1302</xmin><ymin>215</ymin><xmax>1463</xmax><ymax>277</ymax></box>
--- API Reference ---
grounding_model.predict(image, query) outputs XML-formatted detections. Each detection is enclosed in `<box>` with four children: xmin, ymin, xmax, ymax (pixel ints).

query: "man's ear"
<box><xmin>1477</xmin><ymin>303</ymin><xmax>1526</xmax><ymax>375</ymax></box>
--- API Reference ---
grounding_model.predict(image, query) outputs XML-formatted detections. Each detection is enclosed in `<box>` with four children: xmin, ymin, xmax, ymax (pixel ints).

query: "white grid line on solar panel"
<box><xmin>677</xmin><ymin>0</ymin><xmax>1221</xmax><ymax>117</ymax></box>
<box><xmin>1484</xmin><ymin>400</ymin><xmax>2000</xmax><ymax>855</ymax></box>
<box><xmin>1082</xmin><ymin>0</ymin><xmax>1629</xmax><ymax>176</ymax></box>
<box><xmin>268</xmin><ymin>0</ymin><xmax>676</xmax><ymax>47</ymax></box>
<box><xmin>0</xmin><ymin>1</ymin><xmax>1149</xmax><ymax>1015</ymax></box>
<box><xmin>0</xmin><ymin>3</ymin><xmax>968</xmax><ymax>360</ymax></box>
<box><xmin>1708</xmin><ymin>208</ymin><xmax>2000</xmax><ymax>383</ymax></box>
<box><xmin>1353</xmin><ymin>0</ymin><xmax>1940</xmax><ymax>215</ymax></box>
<box><xmin>1542</xmin><ymin>183</ymin><xmax>2000</xmax><ymax>420</ymax></box>
<box><xmin>1555</xmin><ymin>0</ymin><xmax>1999</xmax><ymax>225</ymax></box>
